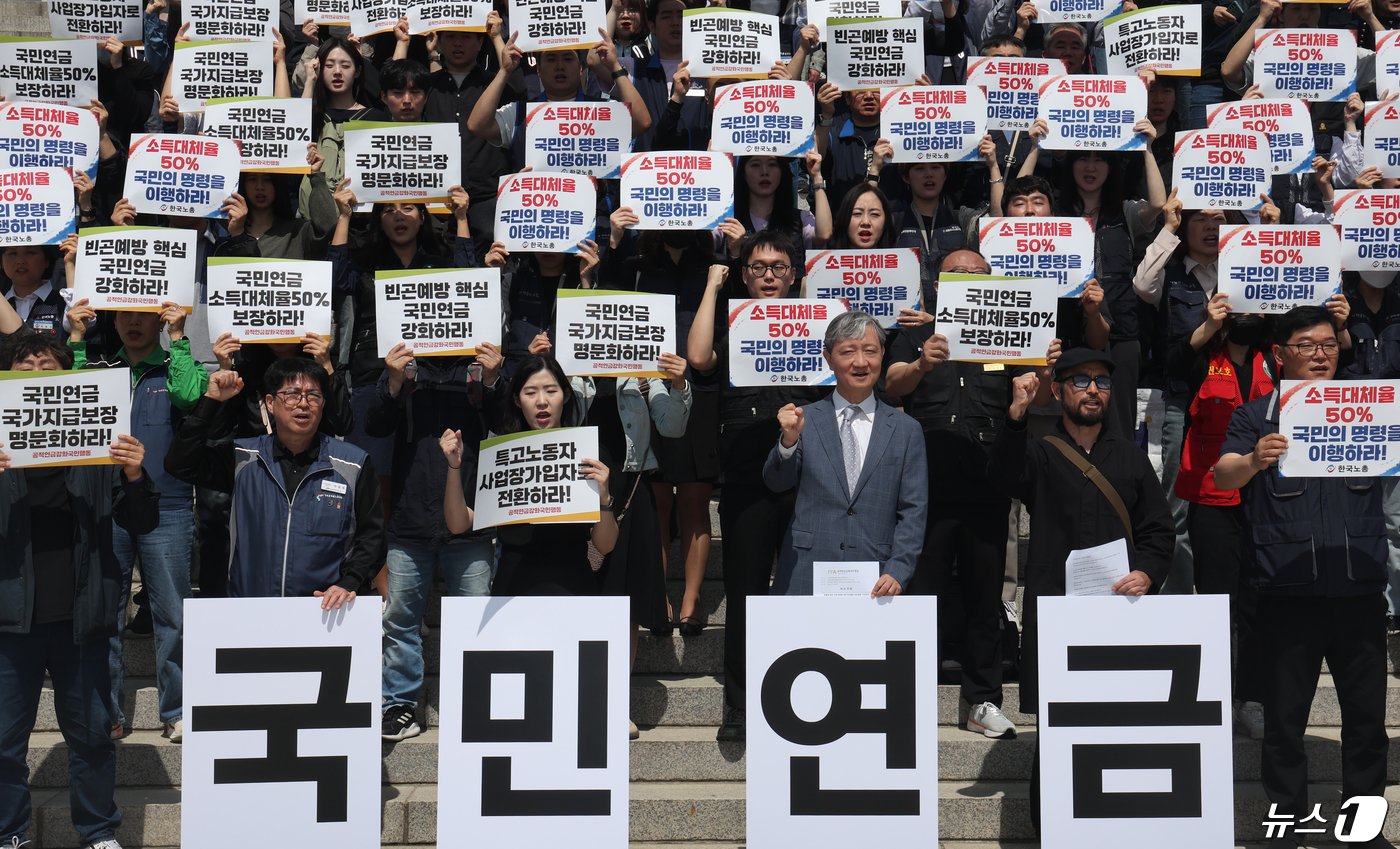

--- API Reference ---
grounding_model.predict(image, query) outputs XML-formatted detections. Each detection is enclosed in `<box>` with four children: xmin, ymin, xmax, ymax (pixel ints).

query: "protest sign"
<box><xmin>1335</xmin><ymin>189</ymin><xmax>1400</xmax><ymax>271</ymax></box>
<box><xmin>726</xmin><ymin>298</ymin><xmax>849</xmax><ymax>387</ymax></box>
<box><xmin>555</xmin><ymin>290</ymin><xmax>675</xmax><ymax>377</ymax></box>
<box><xmin>509</xmin><ymin>0</ymin><xmax>605</xmax><ymax>51</ymax></box>
<box><xmin>1365</xmin><ymin>100</ymin><xmax>1400</xmax><ymax>178</ymax></box>
<box><xmin>1103</xmin><ymin>4</ymin><xmax>1201</xmax><ymax>75</ymax></box>
<box><xmin>343</xmin><ymin>121</ymin><xmax>460</xmax><ymax>203</ymax></box>
<box><xmin>373</xmin><ymin>268</ymin><xmax>501</xmax><ymax>356</ymax></box>
<box><xmin>295</xmin><ymin>0</ymin><xmax>350</xmax><ymax>25</ymax></box>
<box><xmin>801</xmin><ymin>249</ymin><xmax>921</xmax><ymax>326</ymax></box>
<box><xmin>0</xmin><ymin>38</ymin><xmax>98</xmax><ymax>106</ymax></box>
<box><xmin>496</xmin><ymin>171</ymin><xmax>596</xmax><ymax>253</ymax></box>
<box><xmin>524</xmin><ymin>101</ymin><xmax>630</xmax><ymax>178</ymax></box>
<box><xmin>124</xmin><ymin>134</ymin><xmax>240</xmax><ymax>218</ymax></box>
<box><xmin>0</xmin><ymin>101</ymin><xmax>99</xmax><ymax>177</ymax></box>
<box><xmin>0</xmin><ymin>168</ymin><xmax>74</xmax><ymax>247</ymax></box>
<box><xmin>407</xmin><ymin>0</ymin><xmax>493</xmax><ymax>32</ymax></box>
<box><xmin>49</xmin><ymin>0</ymin><xmax>143</xmax><ymax>43</ymax></box>
<box><xmin>1206</xmin><ymin>99</ymin><xmax>1313</xmax><ymax>175</ymax></box>
<box><xmin>682</xmin><ymin>8</ymin><xmax>780</xmax><ymax>79</ymax></box>
<box><xmin>934</xmin><ymin>273</ymin><xmax>1056</xmax><ymax>365</ymax></box>
<box><xmin>966</xmin><ymin>56</ymin><xmax>1066</xmax><ymax>131</ymax></box>
<box><xmin>1171</xmin><ymin>130</ymin><xmax>1270</xmax><ymax>211</ymax></box>
<box><xmin>73</xmin><ymin>226</ymin><xmax>198</xmax><ymax>311</ymax></box>
<box><xmin>827</xmin><ymin>18</ymin><xmax>922</xmax><ymax>90</ymax></box>
<box><xmin>203</xmin><ymin>97</ymin><xmax>312</xmax><ymax>174</ymax></box>
<box><xmin>171</xmin><ymin>39</ymin><xmax>273</xmax><ymax>112</ymax></box>
<box><xmin>1279</xmin><ymin>380</ymin><xmax>1400</xmax><ymax>476</ymax></box>
<box><xmin>1252</xmin><ymin>29</ymin><xmax>1356</xmax><ymax>102</ymax></box>
<box><xmin>1217</xmin><ymin>225</ymin><xmax>1340</xmax><ymax>314</ymax></box>
<box><xmin>880</xmin><ymin>86</ymin><xmax>987</xmax><ymax>163</ymax></box>
<box><xmin>620</xmin><ymin>151</ymin><xmax>734</xmax><ymax>230</ymax></box>
<box><xmin>186</xmin><ymin>0</ymin><xmax>278</xmax><ymax>41</ymax></box>
<box><xmin>349</xmin><ymin>0</ymin><xmax>400</xmax><ymax>38</ymax></box>
<box><xmin>474</xmin><ymin>426</ymin><xmax>602</xmax><ymax>528</ymax></box>
<box><xmin>0</xmin><ymin>367</ymin><xmax>130</xmax><ymax>468</ymax></box>
<box><xmin>1034</xmin><ymin>0</ymin><xmax>1122</xmax><ymax>24</ymax></box>
<box><xmin>206</xmin><ymin>257</ymin><xmax>334</xmax><ymax>343</ymax></box>
<box><xmin>1037</xmin><ymin>74</ymin><xmax>1145</xmax><ymax>151</ymax></box>
<box><xmin>978</xmin><ymin>217</ymin><xmax>1095</xmax><ymax>297</ymax></box>
<box><xmin>1379</xmin><ymin>30</ymin><xmax>1400</xmax><ymax>98</ymax></box>
<box><xmin>711</xmin><ymin>81</ymin><xmax>814</xmax><ymax>157</ymax></box>
<box><xmin>805</xmin><ymin>0</ymin><xmax>899</xmax><ymax>40</ymax></box>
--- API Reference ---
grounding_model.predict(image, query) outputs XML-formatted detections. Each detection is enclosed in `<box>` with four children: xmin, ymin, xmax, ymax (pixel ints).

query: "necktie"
<box><xmin>840</xmin><ymin>405</ymin><xmax>862</xmax><ymax>496</ymax></box>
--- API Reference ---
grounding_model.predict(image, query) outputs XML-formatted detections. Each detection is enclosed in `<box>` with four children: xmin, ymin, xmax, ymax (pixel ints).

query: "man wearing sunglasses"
<box><xmin>166</xmin><ymin>358</ymin><xmax>386</xmax><ymax>611</ymax></box>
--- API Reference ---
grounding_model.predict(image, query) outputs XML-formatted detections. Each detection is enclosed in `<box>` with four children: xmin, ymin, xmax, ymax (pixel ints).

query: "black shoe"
<box><xmin>381</xmin><ymin>705</ymin><xmax>422</xmax><ymax>742</ymax></box>
<box><xmin>678</xmin><ymin>616</ymin><xmax>706</xmax><ymax>637</ymax></box>
<box><xmin>648</xmin><ymin>621</ymin><xmax>674</xmax><ymax>637</ymax></box>
<box><xmin>716</xmin><ymin>707</ymin><xmax>745</xmax><ymax>742</ymax></box>
<box><xmin>125</xmin><ymin>603</ymin><xmax>152</xmax><ymax>638</ymax></box>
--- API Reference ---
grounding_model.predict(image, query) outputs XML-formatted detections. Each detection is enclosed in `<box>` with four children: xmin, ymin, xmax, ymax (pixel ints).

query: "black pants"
<box><xmin>1106</xmin><ymin>339</ymin><xmax>1140</xmax><ymax>439</ymax></box>
<box><xmin>912</xmin><ymin>499</ymin><xmax>1010</xmax><ymax>707</ymax></box>
<box><xmin>718</xmin><ymin>481</ymin><xmax>796</xmax><ymax>711</ymax></box>
<box><xmin>195</xmin><ymin>488</ymin><xmax>232</xmax><ymax>598</ymax></box>
<box><xmin>1258</xmin><ymin>593</ymin><xmax>1387</xmax><ymax>819</ymax></box>
<box><xmin>1188</xmin><ymin>502</ymin><xmax>1266</xmax><ymax>702</ymax></box>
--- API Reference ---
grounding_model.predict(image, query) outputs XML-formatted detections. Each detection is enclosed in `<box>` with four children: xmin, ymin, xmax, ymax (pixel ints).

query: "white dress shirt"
<box><xmin>777</xmin><ymin>390</ymin><xmax>878</xmax><ymax>469</ymax></box>
<box><xmin>7</xmin><ymin>280</ymin><xmax>52</xmax><ymax>321</ymax></box>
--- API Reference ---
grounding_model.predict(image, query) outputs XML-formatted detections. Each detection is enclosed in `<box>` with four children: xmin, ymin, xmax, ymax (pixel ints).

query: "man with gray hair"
<box><xmin>762</xmin><ymin>310</ymin><xmax>929</xmax><ymax>596</ymax></box>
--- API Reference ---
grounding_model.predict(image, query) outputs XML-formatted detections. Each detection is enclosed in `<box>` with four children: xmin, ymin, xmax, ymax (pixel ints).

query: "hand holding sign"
<box><xmin>109</xmin><ymin>433</ymin><xmax>146</xmax><ymax>482</ymax></box>
<box><xmin>1252</xmin><ymin>432</ymin><xmax>1287</xmax><ymax>471</ymax></box>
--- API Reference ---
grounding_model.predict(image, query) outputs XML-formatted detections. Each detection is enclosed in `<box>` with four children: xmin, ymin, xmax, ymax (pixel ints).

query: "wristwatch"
<box><xmin>611</xmin><ymin>67</ymin><xmax>628</xmax><ymax>81</ymax></box>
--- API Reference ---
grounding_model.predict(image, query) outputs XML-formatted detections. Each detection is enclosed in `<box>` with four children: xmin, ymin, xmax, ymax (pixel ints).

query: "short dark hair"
<box><xmin>980</xmin><ymin>34</ymin><xmax>1025</xmax><ymax>53</ymax></box>
<box><xmin>262</xmin><ymin>357</ymin><xmax>329</xmax><ymax>398</ymax></box>
<box><xmin>0</xmin><ymin>330</ymin><xmax>72</xmax><ymax>370</ymax></box>
<box><xmin>1004</xmin><ymin>175</ymin><xmax>1056</xmax><ymax>207</ymax></box>
<box><xmin>1273</xmin><ymin>305</ymin><xmax>1334</xmax><ymax>347</ymax></box>
<box><xmin>738</xmin><ymin>230</ymin><xmax>797</xmax><ymax>267</ymax></box>
<box><xmin>647</xmin><ymin>0</ymin><xmax>693</xmax><ymax>21</ymax></box>
<box><xmin>504</xmin><ymin>355</ymin><xmax>578</xmax><ymax>433</ymax></box>
<box><xmin>379</xmin><ymin>58</ymin><xmax>430</xmax><ymax>92</ymax></box>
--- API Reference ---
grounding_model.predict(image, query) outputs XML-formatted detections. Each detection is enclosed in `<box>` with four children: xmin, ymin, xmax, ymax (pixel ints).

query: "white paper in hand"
<box><xmin>1065</xmin><ymin>538</ymin><xmax>1130</xmax><ymax>596</ymax></box>
<box><xmin>813</xmin><ymin>561</ymin><xmax>879</xmax><ymax>597</ymax></box>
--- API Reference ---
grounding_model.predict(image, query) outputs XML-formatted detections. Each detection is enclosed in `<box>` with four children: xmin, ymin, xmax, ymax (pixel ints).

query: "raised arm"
<box><xmin>686</xmin><ymin>264</ymin><xmax>729</xmax><ymax>375</ymax></box>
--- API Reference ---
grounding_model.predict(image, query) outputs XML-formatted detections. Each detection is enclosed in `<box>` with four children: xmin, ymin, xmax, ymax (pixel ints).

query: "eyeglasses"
<box><xmin>1282</xmin><ymin>341</ymin><xmax>1340</xmax><ymax>357</ymax></box>
<box><xmin>275</xmin><ymin>390</ymin><xmax>325</xmax><ymax>408</ymax></box>
<box><xmin>1059</xmin><ymin>374</ymin><xmax>1113</xmax><ymax>391</ymax></box>
<box><xmin>744</xmin><ymin>262</ymin><xmax>792</xmax><ymax>277</ymax></box>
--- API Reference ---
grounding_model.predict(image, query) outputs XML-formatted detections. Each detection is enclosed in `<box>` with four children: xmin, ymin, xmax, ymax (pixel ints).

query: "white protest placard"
<box><xmin>1279</xmin><ymin>380</ymin><xmax>1400</xmax><ymax>476</ymax></box>
<box><xmin>682</xmin><ymin>8</ymin><xmax>780</xmax><ymax>79</ymax></box>
<box><xmin>124</xmin><ymin>134</ymin><xmax>241</xmax><ymax>219</ymax></box>
<box><xmin>1364</xmin><ymin>100</ymin><xmax>1400</xmax><ymax>179</ymax></box>
<box><xmin>880</xmin><ymin>86</ymin><xmax>986</xmax><ymax>163</ymax></box>
<box><xmin>1253</xmin><ymin>28</ymin><xmax>1356</xmax><ymax>102</ymax></box>
<box><xmin>374</xmin><ymin>267</ymin><xmax>501</xmax><ymax>356</ymax></box>
<box><xmin>1336</xmin><ymin>189</ymin><xmax>1400</xmax><ymax>271</ymax></box>
<box><xmin>620</xmin><ymin>151</ymin><xmax>734</xmax><ymax>231</ymax></box>
<box><xmin>496</xmin><ymin>171</ymin><xmax>597</xmax><ymax>253</ymax></box>
<box><xmin>978</xmin><ymin>217</ymin><xmax>1095</xmax><ymax>298</ymax></box>
<box><xmin>408</xmin><ymin>0</ymin><xmax>492</xmax><ymax>32</ymax></box>
<box><xmin>1103</xmin><ymin>5</ymin><xmax>1200</xmax><ymax>76</ymax></box>
<box><xmin>0</xmin><ymin>367</ymin><xmax>130</xmax><ymax>468</ymax></box>
<box><xmin>1379</xmin><ymin>30</ymin><xmax>1400</xmax><ymax>99</ymax></box>
<box><xmin>49</xmin><ymin>0</ymin><xmax>143</xmax><ymax>43</ymax></box>
<box><xmin>1038</xmin><ymin>595</ymin><xmax>1233</xmax><ymax>849</ymax></box>
<box><xmin>0</xmin><ymin>38</ymin><xmax>98</xmax><ymax>106</ymax></box>
<box><xmin>296</xmin><ymin>0</ymin><xmax>350</xmax><ymax>25</ymax></box>
<box><xmin>0</xmin><ymin>100</ymin><xmax>99</xmax><ymax>177</ymax></box>
<box><xmin>509</xmin><ymin>0</ymin><xmax>605</xmax><ymax>52</ymax></box>
<box><xmin>204</xmin><ymin>97</ymin><xmax>313</xmax><ymax>174</ymax></box>
<box><xmin>349</xmin><ymin>0</ymin><xmax>400</xmax><ymax>38</ymax></box>
<box><xmin>524</xmin><ymin>101</ymin><xmax>630</xmax><ymax>178</ymax></box>
<box><xmin>73</xmin><ymin>226</ymin><xmax>198</xmax><ymax>311</ymax></box>
<box><xmin>827</xmin><ymin>18</ymin><xmax>922</xmax><ymax>90</ymax></box>
<box><xmin>1037</xmin><ymin>74</ymin><xmax>1145</xmax><ymax>151</ymax></box>
<box><xmin>1033</xmin><ymin>0</ymin><xmax>1123</xmax><ymax>24</ymax></box>
<box><xmin>206</xmin><ymin>257</ymin><xmax>334</xmax><ymax>343</ymax></box>
<box><xmin>1206</xmin><ymin>99</ymin><xmax>1314</xmax><ymax>175</ymax></box>
<box><xmin>966</xmin><ymin>56</ymin><xmax>1066</xmax><ymax>131</ymax></box>
<box><xmin>1217</xmin><ymin>224</ymin><xmax>1340</xmax><ymax>314</ymax></box>
<box><xmin>474</xmin><ymin>426</ymin><xmax>602</xmax><ymax>528</ymax></box>
<box><xmin>171</xmin><ymin>39</ymin><xmax>274</xmax><ymax>112</ymax></box>
<box><xmin>183</xmin><ymin>598</ymin><xmax>381</xmax><ymax>849</ymax></box>
<box><xmin>343</xmin><ymin>121</ymin><xmax>460</xmax><ymax>203</ymax></box>
<box><xmin>0</xmin><ymin>167</ymin><xmax>74</xmax><ymax>247</ymax></box>
<box><xmin>805</xmin><ymin>0</ymin><xmax>899</xmax><ymax>40</ymax></box>
<box><xmin>1171</xmin><ymin>130</ymin><xmax>1270</xmax><ymax>211</ymax></box>
<box><xmin>186</xmin><ymin>0</ymin><xmax>278</xmax><ymax>41</ymax></box>
<box><xmin>801</xmin><ymin>248</ymin><xmax>921</xmax><ymax>326</ymax></box>
<box><xmin>437</xmin><ymin>596</ymin><xmax>630</xmax><ymax>849</ymax></box>
<box><xmin>727</xmin><ymin>298</ymin><xmax>848</xmax><ymax>387</ymax></box>
<box><xmin>555</xmin><ymin>290</ymin><xmax>675</xmax><ymax>378</ymax></box>
<box><xmin>747</xmin><ymin>596</ymin><xmax>939</xmax><ymax>849</ymax></box>
<box><xmin>711</xmin><ymin>81</ymin><xmax>814</xmax><ymax>157</ymax></box>
<box><xmin>934</xmin><ymin>273</ymin><xmax>1056</xmax><ymax>365</ymax></box>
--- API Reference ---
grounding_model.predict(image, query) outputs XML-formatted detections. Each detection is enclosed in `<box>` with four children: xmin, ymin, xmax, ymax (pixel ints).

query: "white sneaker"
<box><xmin>1003</xmin><ymin>600</ymin><xmax>1019</xmax><ymax>625</ymax></box>
<box><xmin>1235</xmin><ymin>701</ymin><xmax>1264</xmax><ymax>740</ymax></box>
<box><xmin>967</xmin><ymin>702</ymin><xmax>1017</xmax><ymax>738</ymax></box>
<box><xmin>84</xmin><ymin>840</ymin><xmax>123</xmax><ymax>849</ymax></box>
<box><xmin>628</xmin><ymin>719</ymin><xmax>639</xmax><ymax>740</ymax></box>
<box><xmin>163</xmin><ymin>720</ymin><xmax>183</xmax><ymax>744</ymax></box>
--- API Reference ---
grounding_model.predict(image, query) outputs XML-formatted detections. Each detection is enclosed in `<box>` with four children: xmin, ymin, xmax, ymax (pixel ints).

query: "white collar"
<box><xmin>1183</xmin><ymin>255</ymin><xmax>1215</xmax><ymax>277</ymax></box>
<box><xmin>833</xmin><ymin>390</ymin><xmax>878</xmax><ymax>418</ymax></box>
<box><xmin>6</xmin><ymin>280</ymin><xmax>52</xmax><ymax>302</ymax></box>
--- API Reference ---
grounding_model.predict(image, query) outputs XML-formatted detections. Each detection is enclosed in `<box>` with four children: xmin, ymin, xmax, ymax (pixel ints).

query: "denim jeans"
<box><xmin>0</xmin><ymin>624</ymin><xmax>120</xmax><ymax>845</ymax></box>
<box><xmin>1383</xmin><ymin>478</ymin><xmax>1400</xmax><ymax>617</ymax></box>
<box><xmin>382</xmin><ymin>538</ymin><xmax>494</xmax><ymax>710</ymax></box>
<box><xmin>1158</xmin><ymin>397</ymin><xmax>1195</xmax><ymax>594</ymax></box>
<box><xmin>1188</xmin><ymin>83</ymin><xmax>1225</xmax><ymax>132</ymax></box>
<box><xmin>109</xmin><ymin>505</ymin><xmax>194</xmax><ymax>725</ymax></box>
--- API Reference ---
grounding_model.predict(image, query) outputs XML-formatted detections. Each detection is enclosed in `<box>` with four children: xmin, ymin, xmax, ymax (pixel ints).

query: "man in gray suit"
<box><xmin>763</xmin><ymin>310</ymin><xmax>929</xmax><ymax>596</ymax></box>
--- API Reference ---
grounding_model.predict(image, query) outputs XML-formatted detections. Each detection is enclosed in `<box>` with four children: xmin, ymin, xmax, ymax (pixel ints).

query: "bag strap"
<box><xmin>1043</xmin><ymin>435</ymin><xmax>1135</xmax><ymax>550</ymax></box>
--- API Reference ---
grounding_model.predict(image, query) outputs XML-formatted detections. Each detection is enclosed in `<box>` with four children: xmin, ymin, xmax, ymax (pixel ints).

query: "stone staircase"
<box><xmin>11</xmin><ymin>0</ymin><xmax>51</xmax><ymax>38</ymax></box>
